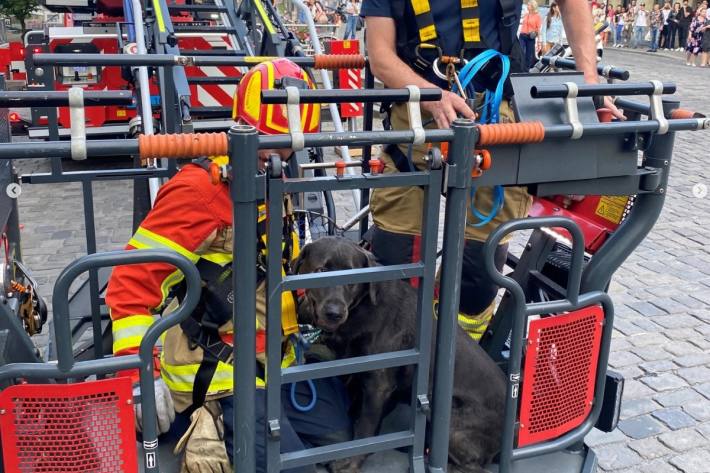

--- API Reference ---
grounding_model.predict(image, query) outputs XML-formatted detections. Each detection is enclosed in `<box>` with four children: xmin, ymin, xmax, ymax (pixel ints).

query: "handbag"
<box><xmin>356</xmin><ymin>16</ymin><xmax>364</xmax><ymax>31</ymax></box>
<box><xmin>529</xmin><ymin>30</ymin><xmax>538</xmax><ymax>39</ymax></box>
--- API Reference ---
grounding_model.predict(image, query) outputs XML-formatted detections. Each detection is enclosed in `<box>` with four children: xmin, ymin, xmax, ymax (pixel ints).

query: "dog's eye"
<box><xmin>314</xmin><ymin>267</ymin><xmax>328</xmax><ymax>273</ymax></box>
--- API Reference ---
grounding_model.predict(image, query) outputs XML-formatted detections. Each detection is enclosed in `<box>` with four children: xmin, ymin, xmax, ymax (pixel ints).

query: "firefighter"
<box><xmin>105</xmin><ymin>58</ymin><xmax>351</xmax><ymax>473</ymax></box>
<box><xmin>362</xmin><ymin>0</ymin><xmax>623</xmax><ymax>341</ymax></box>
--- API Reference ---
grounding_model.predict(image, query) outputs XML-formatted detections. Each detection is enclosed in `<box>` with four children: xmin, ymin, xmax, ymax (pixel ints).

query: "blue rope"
<box><xmin>289</xmin><ymin>335</ymin><xmax>317</xmax><ymax>412</ymax></box>
<box><xmin>453</xmin><ymin>50</ymin><xmax>510</xmax><ymax>228</ymax></box>
<box><xmin>468</xmin><ymin>184</ymin><xmax>505</xmax><ymax>227</ymax></box>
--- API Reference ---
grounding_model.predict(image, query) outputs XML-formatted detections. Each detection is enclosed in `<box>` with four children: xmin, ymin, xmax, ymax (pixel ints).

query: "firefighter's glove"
<box><xmin>175</xmin><ymin>401</ymin><xmax>231</xmax><ymax>473</ymax></box>
<box><xmin>133</xmin><ymin>378</ymin><xmax>176</xmax><ymax>435</ymax></box>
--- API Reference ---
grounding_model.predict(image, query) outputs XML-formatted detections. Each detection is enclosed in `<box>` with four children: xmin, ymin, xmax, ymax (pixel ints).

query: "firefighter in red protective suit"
<box><xmin>105</xmin><ymin>58</ymin><xmax>351</xmax><ymax>473</ymax></box>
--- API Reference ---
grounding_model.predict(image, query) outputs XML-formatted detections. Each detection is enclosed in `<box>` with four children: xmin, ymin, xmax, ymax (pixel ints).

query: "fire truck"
<box><xmin>24</xmin><ymin>0</ymin><xmax>247</xmax><ymax>139</ymax></box>
<box><xmin>0</xmin><ymin>0</ymin><xmax>708</xmax><ymax>472</ymax></box>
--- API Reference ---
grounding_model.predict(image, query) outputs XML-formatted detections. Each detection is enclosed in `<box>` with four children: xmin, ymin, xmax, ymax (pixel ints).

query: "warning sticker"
<box><xmin>595</xmin><ymin>196</ymin><xmax>628</xmax><ymax>224</ymax></box>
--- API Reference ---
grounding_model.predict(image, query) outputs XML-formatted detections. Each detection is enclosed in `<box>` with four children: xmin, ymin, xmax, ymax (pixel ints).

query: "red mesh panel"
<box><xmin>0</xmin><ymin>377</ymin><xmax>138</xmax><ymax>473</ymax></box>
<box><xmin>518</xmin><ymin>306</ymin><xmax>604</xmax><ymax>447</ymax></box>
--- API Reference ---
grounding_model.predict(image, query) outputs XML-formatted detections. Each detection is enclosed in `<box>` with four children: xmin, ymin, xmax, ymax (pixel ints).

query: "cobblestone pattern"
<box><xmin>8</xmin><ymin>48</ymin><xmax>710</xmax><ymax>472</ymax></box>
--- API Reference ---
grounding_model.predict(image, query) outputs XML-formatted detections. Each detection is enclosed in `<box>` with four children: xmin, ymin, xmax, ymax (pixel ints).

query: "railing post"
<box><xmin>427</xmin><ymin>119</ymin><xmax>477</xmax><ymax>473</ymax></box>
<box><xmin>230</xmin><ymin>124</ymin><xmax>261</xmax><ymax>473</ymax></box>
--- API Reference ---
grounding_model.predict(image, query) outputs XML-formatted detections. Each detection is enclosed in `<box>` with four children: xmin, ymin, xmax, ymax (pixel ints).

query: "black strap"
<box><xmin>384</xmin><ymin>143</ymin><xmax>416</xmax><ymax>174</ymax></box>
<box><xmin>189</xmin><ymin>352</ymin><xmax>219</xmax><ymax>415</ymax></box>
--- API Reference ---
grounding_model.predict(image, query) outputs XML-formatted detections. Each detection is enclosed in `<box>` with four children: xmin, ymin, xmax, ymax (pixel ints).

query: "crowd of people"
<box><xmin>516</xmin><ymin>0</ymin><xmax>710</xmax><ymax>68</ymax></box>
<box><xmin>600</xmin><ymin>0</ymin><xmax>710</xmax><ymax>65</ymax></box>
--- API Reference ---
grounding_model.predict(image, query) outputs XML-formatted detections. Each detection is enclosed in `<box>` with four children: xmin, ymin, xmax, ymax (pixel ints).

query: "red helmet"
<box><xmin>233</xmin><ymin>58</ymin><xmax>320</xmax><ymax>134</ymax></box>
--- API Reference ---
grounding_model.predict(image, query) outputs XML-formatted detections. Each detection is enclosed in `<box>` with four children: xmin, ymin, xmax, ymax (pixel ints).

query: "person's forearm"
<box><xmin>558</xmin><ymin>0</ymin><xmax>599</xmax><ymax>83</ymax></box>
<box><xmin>369</xmin><ymin>49</ymin><xmax>441</xmax><ymax>90</ymax></box>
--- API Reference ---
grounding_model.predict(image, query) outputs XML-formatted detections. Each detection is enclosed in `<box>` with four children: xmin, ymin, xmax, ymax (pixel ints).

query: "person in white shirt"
<box><xmin>342</xmin><ymin>0</ymin><xmax>360</xmax><ymax>39</ymax></box>
<box><xmin>633</xmin><ymin>3</ymin><xmax>649</xmax><ymax>48</ymax></box>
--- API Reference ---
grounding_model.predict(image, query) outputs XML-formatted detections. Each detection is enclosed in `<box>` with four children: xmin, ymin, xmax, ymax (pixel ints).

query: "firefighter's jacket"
<box><xmin>105</xmin><ymin>162</ymin><xmax>298</xmax><ymax>413</ymax></box>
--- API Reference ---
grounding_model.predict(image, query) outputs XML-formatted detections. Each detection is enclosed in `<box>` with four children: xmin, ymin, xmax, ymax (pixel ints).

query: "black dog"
<box><xmin>294</xmin><ymin>236</ymin><xmax>506</xmax><ymax>473</ymax></box>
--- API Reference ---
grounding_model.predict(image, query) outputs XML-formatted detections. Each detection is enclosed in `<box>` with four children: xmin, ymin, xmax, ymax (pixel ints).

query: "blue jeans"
<box><xmin>343</xmin><ymin>15</ymin><xmax>358</xmax><ymax>39</ymax></box>
<box><xmin>519</xmin><ymin>33</ymin><xmax>537</xmax><ymax>69</ymax></box>
<box><xmin>633</xmin><ymin>26</ymin><xmax>647</xmax><ymax>48</ymax></box>
<box><xmin>615</xmin><ymin>24</ymin><xmax>624</xmax><ymax>45</ymax></box>
<box><xmin>650</xmin><ymin>26</ymin><xmax>659</xmax><ymax>50</ymax></box>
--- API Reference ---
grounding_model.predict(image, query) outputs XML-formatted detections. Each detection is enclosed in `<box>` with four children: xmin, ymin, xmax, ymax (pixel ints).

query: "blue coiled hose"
<box><xmin>454</xmin><ymin>50</ymin><xmax>511</xmax><ymax>227</ymax></box>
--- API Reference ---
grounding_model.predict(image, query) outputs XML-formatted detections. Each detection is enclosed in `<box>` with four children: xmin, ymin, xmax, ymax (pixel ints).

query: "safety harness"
<box><xmin>393</xmin><ymin>0</ymin><xmax>524</xmax><ymax>83</ymax></box>
<box><xmin>174</xmin><ymin>158</ymin><xmax>300</xmax><ymax>414</ymax></box>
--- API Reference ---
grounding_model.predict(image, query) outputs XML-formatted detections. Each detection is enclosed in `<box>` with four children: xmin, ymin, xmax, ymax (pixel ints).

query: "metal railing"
<box><xmin>0</xmin><ymin>78</ymin><xmax>707</xmax><ymax>473</ymax></box>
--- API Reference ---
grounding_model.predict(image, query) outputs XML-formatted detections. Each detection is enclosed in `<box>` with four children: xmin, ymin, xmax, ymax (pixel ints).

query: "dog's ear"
<box><xmin>356</xmin><ymin>246</ymin><xmax>380</xmax><ymax>305</ymax></box>
<box><xmin>291</xmin><ymin>244</ymin><xmax>309</xmax><ymax>274</ymax></box>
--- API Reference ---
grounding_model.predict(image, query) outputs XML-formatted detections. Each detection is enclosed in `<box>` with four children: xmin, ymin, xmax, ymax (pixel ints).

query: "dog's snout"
<box><xmin>323</xmin><ymin>303</ymin><xmax>346</xmax><ymax>322</ymax></box>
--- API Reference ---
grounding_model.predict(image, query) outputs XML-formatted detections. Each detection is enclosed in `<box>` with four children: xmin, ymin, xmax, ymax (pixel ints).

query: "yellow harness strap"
<box><xmin>411</xmin><ymin>0</ymin><xmax>482</xmax><ymax>50</ymax></box>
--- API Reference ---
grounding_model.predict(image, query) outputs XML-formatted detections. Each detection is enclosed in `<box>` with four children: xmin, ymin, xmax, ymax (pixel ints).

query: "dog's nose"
<box><xmin>323</xmin><ymin>303</ymin><xmax>345</xmax><ymax>322</ymax></box>
<box><xmin>325</xmin><ymin>310</ymin><xmax>344</xmax><ymax>322</ymax></box>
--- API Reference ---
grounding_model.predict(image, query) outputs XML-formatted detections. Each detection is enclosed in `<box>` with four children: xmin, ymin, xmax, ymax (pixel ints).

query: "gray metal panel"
<box><xmin>510</xmin><ymin>73</ymin><xmax>638</xmax><ymax>186</ymax></box>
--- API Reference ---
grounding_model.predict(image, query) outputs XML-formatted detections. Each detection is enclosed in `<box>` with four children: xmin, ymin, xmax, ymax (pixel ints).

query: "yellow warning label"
<box><xmin>594</xmin><ymin>196</ymin><xmax>628</xmax><ymax>224</ymax></box>
<box><xmin>116</xmin><ymin>109</ymin><xmax>126</xmax><ymax>117</ymax></box>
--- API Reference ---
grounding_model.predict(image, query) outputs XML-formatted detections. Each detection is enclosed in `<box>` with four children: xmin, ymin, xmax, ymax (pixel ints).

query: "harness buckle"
<box><xmin>414</xmin><ymin>43</ymin><xmax>442</xmax><ymax>71</ymax></box>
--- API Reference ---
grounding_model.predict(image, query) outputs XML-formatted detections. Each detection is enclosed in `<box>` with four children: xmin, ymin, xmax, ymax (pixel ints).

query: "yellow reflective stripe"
<box><xmin>282</xmin><ymin>342</ymin><xmax>296</xmax><ymax>368</ymax></box>
<box><xmin>114</xmin><ymin>335</ymin><xmax>147</xmax><ymax>353</ymax></box>
<box><xmin>258</xmin><ymin>204</ymin><xmax>267</xmax><ymax>223</ymax></box>
<box><xmin>112</xmin><ymin>314</ymin><xmax>154</xmax><ymax>353</ymax></box>
<box><xmin>252</xmin><ymin>0</ymin><xmax>276</xmax><ymax>34</ymax></box>
<box><xmin>130</xmin><ymin>227</ymin><xmax>200</xmax><ymax>263</ymax></box>
<box><xmin>461</xmin><ymin>0</ymin><xmax>477</xmax><ymax>7</ymax></box>
<box><xmin>159</xmin><ymin>269</ymin><xmax>185</xmax><ymax>306</ymax></box>
<box><xmin>411</xmin><ymin>0</ymin><xmax>431</xmax><ymax>15</ymax></box>
<box><xmin>152</xmin><ymin>0</ymin><xmax>166</xmax><ymax>32</ymax></box>
<box><xmin>462</xmin><ymin>18</ymin><xmax>481</xmax><ymax>43</ymax></box>
<box><xmin>112</xmin><ymin>314</ymin><xmax>154</xmax><ymax>332</ymax></box>
<box><xmin>457</xmin><ymin>307</ymin><xmax>493</xmax><ymax>341</ymax></box>
<box><xmin>201</xmin><ymin>252</ymin><xmax>232</xmax><ymax>266</ymax></box>
<box><xmin>161</xmin><ymin>360</ymin><xmax>265</xmax><ymax>391</ymax></box>
<box><xmin>418</xmin><ymin>24</ymin><xmax>437</xmax><ymax>42</ymax></box>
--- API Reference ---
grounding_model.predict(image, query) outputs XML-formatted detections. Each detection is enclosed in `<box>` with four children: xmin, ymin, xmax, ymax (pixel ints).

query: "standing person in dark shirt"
<box><xmin>678</xmin><ymin>0</ymin><xmax>695</xmax><ymax>51</ymax></box>
<box><xmin>359</xmin><ymin>0</ymin><xmax>624</xmax><ymax>342</ymax></box>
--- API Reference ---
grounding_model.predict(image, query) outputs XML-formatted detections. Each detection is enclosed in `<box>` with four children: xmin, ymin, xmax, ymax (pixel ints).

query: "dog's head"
<box><xmin>293</xmin><ymin>236</ymin><xmax>378</xmax><ymax>332</ymax></box>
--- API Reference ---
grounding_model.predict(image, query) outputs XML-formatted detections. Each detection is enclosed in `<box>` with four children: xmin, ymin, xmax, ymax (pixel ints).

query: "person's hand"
<box><xmin>134</xmin><ymin>377</ymin><xmax>176</xmax><ymax>435</ymax></box>
<box><xmin>603</xmin><ymin>96</ymin><xmax>626</xmax><ymax>120</ymax></box>
<box><xmin>421</xmin><ymin>89</ymin><xmax>476</xmax><ymax>129</ymax></box>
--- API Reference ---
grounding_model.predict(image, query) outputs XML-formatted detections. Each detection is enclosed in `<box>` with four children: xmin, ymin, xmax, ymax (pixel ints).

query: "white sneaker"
<box><xmin>687</xmin><ymin>62</ymin><xmax>692</xmax><ymax>65</ymax></box>
<box><xmin>692</xmin><ymin>63</ymin><xmax>697</xmax><ymax>67</ymax></box>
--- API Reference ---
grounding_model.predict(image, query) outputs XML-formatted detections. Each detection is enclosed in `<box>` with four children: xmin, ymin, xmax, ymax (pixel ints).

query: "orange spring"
<box><xmin>670</xmin><ymin>108</ymin><xmax>705</xmax><ymax>119</ymax></box>
<box><xmin>139</xmin><ymin>133</ymin><xmax>228</xmax><ymax>159</ymax></box>
<box><xmin>440</xmin><ymin>55</ymin><xmax>461</xmax><ymax>65</ymax></box>
<box><xmin>10</xmin><ymin>280</ymin><xmax>28</xmax><ymax>293</ymax></box>
<box><xmin>477</xmin><ymin>121</ymin><xmax>545</xmax><ymax>146</ymax></box>
<box><xmin>313</xmin><ymin>54</ymin><xmax>366</xmax><ymax>70</ymax></box>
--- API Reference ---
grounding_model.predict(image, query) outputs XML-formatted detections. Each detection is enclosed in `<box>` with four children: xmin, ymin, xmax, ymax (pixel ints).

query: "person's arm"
<box><xmin>106</xmin><ymin>174</ymin><xmax>221</xmax><ymax>361</ymax></box>
<box><xmin>365</xmin><ymin>16</ymin><xmax>475</xmax><ymax>128</ymax></box>
<box><xmin>557</xmin><ymin>0</ymin><xmax>625</xmax><ymax>118</ymax></box>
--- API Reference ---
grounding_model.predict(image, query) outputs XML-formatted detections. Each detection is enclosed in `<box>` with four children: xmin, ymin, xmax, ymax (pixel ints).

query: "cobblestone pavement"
<box><xmin>7</xmin><ymin>48</ymin><xmax>710</xmax><ymax>471</ymax></box>
<box><xmin>579</xmin><ymin>49</ymin><xmax>710</xmax><ymax>473</ymax></box>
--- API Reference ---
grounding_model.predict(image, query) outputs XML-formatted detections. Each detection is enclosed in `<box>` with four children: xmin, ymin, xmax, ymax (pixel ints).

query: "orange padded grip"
<box><xmin>477</xmin><ymin>121</ymin><xmax>545</xmax><ymax>146</ymax></box>
<box><xmin>139</xmin><ymin>133</ymin><xmax>228</xmax><ymax>159</ymax></box>
<box><xmin>669</xmin><ymin>108</ymin><xmax>704</xmax><ymax>119</ymax></box>
<box><xmin>313</xmin><ymin>54</ymin><xmax>366</xmax><ymax>70</ymax></box>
